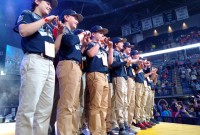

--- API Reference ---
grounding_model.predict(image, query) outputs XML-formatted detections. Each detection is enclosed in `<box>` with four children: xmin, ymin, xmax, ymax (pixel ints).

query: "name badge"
<box><xmin>45</xmin><ymin>41</ymin><xmax>55</xmax><ymax>58</ymax></box>
<box><xmin>102</xmin><ymin>52</ymin><xmax>108</xmax><ymax>67</ymax></box>
<box><xmin>144</xmin><ymin>80</ymin><xmax>148</xmax><ymax>88</ymax></box>
<box><xmin>147</xmin><ymin>76</ymin><xmax>151</xmax><ymax>82</ymax></box>
<box><xmin>132</xmin><ymin>69</ymin><xmax>136</xmax><ymax>76</ymax></box>
<box><xmin>148</xmin><ymin>86</ymin><xmax>151</xmax><ymax>90</ymax></box>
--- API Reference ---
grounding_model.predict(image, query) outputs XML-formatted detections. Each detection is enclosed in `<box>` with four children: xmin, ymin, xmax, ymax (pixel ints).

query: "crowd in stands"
<box><xmin>137</xmin><ymin>33</ymin><xmax>169</xmax><ymax>52</ymax></box>
<box><xmin>174</xmin><ymin>27</ymin><xmax>200</xmax><ymax>46</ymax></box>
<box><xmin>0</xmin><ymin>80</ymin><xmax>19</xmax><ymax>107</ymax></box>
<box><xmin>137</xmin><ymin>26</ymin><xmax>200</xmax><ymax>53</ymax></box>
<box><xmin>154</xmin><ymin>98</ymin><xmax>200</xmax><ymax>125</ymax></box>
<box><xmin>178</xmin><ymin>61</ymin><xmax>200</xmax><ymax>96</ymax></box>
<box><xmin>150</xmin><ymin>54</ymin><xmax>200</xmax><ymax>97</ymax></box>
<box><xmin>155</xmin><ymin>65</ymin><xmax>173</xmax><ymax>96</ymax></box>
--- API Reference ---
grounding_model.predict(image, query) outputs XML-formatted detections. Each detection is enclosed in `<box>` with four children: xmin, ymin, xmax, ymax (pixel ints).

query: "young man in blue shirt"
<box><xmin>131</xmin><ymin>51</ymin><xmax>153</xmax><ymax>129</ymax></box>
<box><xmin>13</xmin><ymin>0</ymin><xmax>63</xmax><ymax>135</ymax></box>
<box><xmin>55</xmin><ymin>9</ymin><xmax>90</xmax><ymax>135</ymax></box>
<box><xmin>85</xmin><ymin>25</ymin><xmax>113</xmax><ymax>135</ymax></box>
<box><xmin>123</xmin><ymin>42</ymin><xmax>140</xmax><ymax>133</ymax></box>
<box><xmin>110</xmin><ymin>37</ymin><xmax>133</xmax><ymax>135</ymax></box>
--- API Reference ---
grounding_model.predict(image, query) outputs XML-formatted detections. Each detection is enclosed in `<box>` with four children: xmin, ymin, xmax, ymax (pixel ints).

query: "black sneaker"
<box><xmin>150</xmin><ymin>118</ymin><xmax>159</xmax><ymax>124</ymax></box>
<box><xmin>119</xmin><ymin>128</ymin><xmax>129</xmax><ymax>135</ymax></box>
<box><xmin>108</xmin><ymin>127</ymin><xmax>120</xmax><ymax>135</ymax></box>
<box><xmin>148</xmin><ymin>121</ymin><xmax>156</xmax><ymax>126</ymax></box>
<box><xmin>125</xmin><ymin>126</ymin><xmax>135</xmax><ymax>135</ymax></box>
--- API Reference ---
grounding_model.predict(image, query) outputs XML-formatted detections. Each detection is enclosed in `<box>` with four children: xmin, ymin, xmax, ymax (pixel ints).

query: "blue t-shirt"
<box><xmin>123</xmin><ymin>54</ymin><xmax>136</xmax><ymax>78</ymax></box>
<box><xmin>58</xmin><ymin>27</ymin><xmax>82</xmax><ymax>63</ymax></box>
<box><xmin>14</xmin><ymin>10</ymin><xmax>54</xmax><ymax>53</ymax></box>
<box><xmin>111</xmin><ymin>50</ymin><xmax>127</xmax><ymax>79</ymax></box>
<box><xmin>85</xmin><ymin>42</ymin><xmax>108</xmax><ymax>73</ymax></box>
<box><xmin>132</xmin><ymin>64</ymin><xmax>145</xmax><ymax>83</ymax></box>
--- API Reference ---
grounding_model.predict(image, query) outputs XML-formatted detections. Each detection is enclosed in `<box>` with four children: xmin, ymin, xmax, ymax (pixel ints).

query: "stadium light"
<box><xmin>0</xmin><ymin>70</ymin><xmax>6</xmax><ymax>75</ymax></box>
<box><xmin>140</xmin><ymin>43</ymin><xmax>200</xmax><ymax>57</ymax></box>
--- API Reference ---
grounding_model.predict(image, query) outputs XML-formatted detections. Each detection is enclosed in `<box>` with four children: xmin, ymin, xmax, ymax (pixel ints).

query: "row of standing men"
<box><xmin>13</xmin><ymin>0</ymin><xmax>159</xmax><ymax>135</ymax></box>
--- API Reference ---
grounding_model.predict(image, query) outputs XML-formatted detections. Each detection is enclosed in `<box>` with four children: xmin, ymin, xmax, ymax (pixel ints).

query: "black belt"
<box><xmin>26</xmin><ymin>52</ymin><xmax>53</xmax><ymax>61</ymax></box>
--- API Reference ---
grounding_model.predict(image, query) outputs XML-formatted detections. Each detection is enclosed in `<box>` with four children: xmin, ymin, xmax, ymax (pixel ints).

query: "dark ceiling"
<box><xmin>51</xmin><ymin>0</ymin><xmax>200</xmax><ymax>37</ymax></box>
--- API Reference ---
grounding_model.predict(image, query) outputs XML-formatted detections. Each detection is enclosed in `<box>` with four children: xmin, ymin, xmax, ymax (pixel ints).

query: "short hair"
<box><xmin>31</xmin><ymin>1</ymin><xmax>37</xmax><ymax>11</ymax></box>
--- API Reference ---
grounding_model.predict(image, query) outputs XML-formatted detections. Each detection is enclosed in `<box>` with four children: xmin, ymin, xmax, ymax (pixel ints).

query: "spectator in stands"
<box><xmin>153</xmin><ymin>104</ymin><xmax>162</xmax><ymax>122</ymax></box>
<box><xmin>170</xmin><ymin>99</ymin><xmax>179</xmax><ymax>117</ymax></box>
<box><xmin>161</xmin><ymin>104</ymin><xmax>172</xmax><ymax>117</ymax></box>
<box><xmin>175</xmin><ymin>105</ymin><xmax>193</xmax><ymax>118</ymax></box>
<box><xmin>188</xmin><ymin>107</ymin><xmax>196</xmax><ymax>117</ymax></box>
<box><xmin>172</xmin><ymin>82</ymin><xmax>177</xmax><ymax>95</ymax></box>
<box><xmin>157</xmin><ymin>99</ymin><xmax>168</xmax><ymax>114</ymax></box>
<box><xmin>191</xmin><ymin>74</ymin><xmax>197</xmax><ymax>82</ymax></box>
<box><xmin>194</xmin><ymin>97</ymin><xmax>200</xmax><ymax>117</ymax></box>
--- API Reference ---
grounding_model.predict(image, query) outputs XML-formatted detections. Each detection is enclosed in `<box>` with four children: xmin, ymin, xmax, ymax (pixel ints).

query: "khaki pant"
<box><xmin>112</xmin><ymin>77</ymin><xmax>128</xmax><ymax>126</ymax></box>
<box><xmin>141</xmin><ymin>87</ymin><xmax>149</xmax><ymax>122</ymax></box>
<box><xmin>106</xmin><ymin>83</ymin><xmax>113</xmax><ymax>132</ymax></box>
<box><xmin>15</xmin><ymin>54</ymin><xmax>55</xmax><ymax>135</ymax></box>
<box><xmin>144</xmin><ymin>87</ymin><xmax>152</xmax><ymax>121</ymax></box>
<box><xmin>50</xmin><ymin>75</ymin><xmax>60</xmax><ymax>134</ymax></box>
<box><xmin>135</xmin><ymin>83</ymin><xmax>149</xmax><ymax>123</ymax></box>
<box><xmin>150</xmin><ymin>91</ymin><xmax>155</xmax><ymax>119</ymax></box>
<box><xmin>56</xmin><ymin>60</ymin><xmax>82</xmax><ymax>135</ymax></box>
<box><xmin>127</xmin><ymin>77</ymin><xmax>136</xmax><ymax>126</ymax></box>
<box><xmin>147</xmin><ymin>90</ymin><xmax>155</xmax><ymax>120</ymax></box>
<box><xmin>87</xmin><ymin>72</ymin><xmax>109</xmax><ymax>135</ymax></box>
<box><xmin>80</xmin><ymin>73</ymin><xmax>90</xmax><ymax>128</ymax></box>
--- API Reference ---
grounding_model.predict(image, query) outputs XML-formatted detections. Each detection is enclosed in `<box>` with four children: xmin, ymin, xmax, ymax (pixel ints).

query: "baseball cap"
<box><xmin>90</xmin><ymin>25</ymin><xmax>108</xmax><ymax>35</ymax></box>
<box><xmin>73</xmin><ymin>29</ymin><xmax>84</xmax><ymax>35</ymax></box>
<box><xmin>60</xmin><ymin>9</ymin><xmax>83</xmax><ymax>22</ymax></box>
<box><xmin>124</xmin><ymin>42</ymin><xmax>134</xmax><ymax>48</ymax></box>
<box><xmin>130</xmin><ymin>50</ymin><xmax>140</xmax><ymax>56</ymax></box>
<box><xmin>41</xmin><ymin>0</ymin><xmax>58</xmax><ymax>8</ymax></box>
<box><xmin>112</xmin><ymin>37</ymin><xmax>127</xmax><ymax>44</ymax></box>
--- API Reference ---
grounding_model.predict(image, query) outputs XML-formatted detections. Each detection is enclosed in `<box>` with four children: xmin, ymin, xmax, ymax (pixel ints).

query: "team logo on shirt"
<box><xmin>17</xmin><ymin>15</ymin><xmax>24</xmax><ymax>23</ymax></box>
<box><xmin>96</xmin><ymin>50</ymin><xmax>102</xmax><ymax>58</ymax></box>
<box><xmin>75</xmin><ymin>44</ymin><xmax>81</xmax><ymax>50</ymax></box>
<box><xmin>96</xmin><ymin>50</ymin><xmax>107</xmax><ymax>59</ymax></box>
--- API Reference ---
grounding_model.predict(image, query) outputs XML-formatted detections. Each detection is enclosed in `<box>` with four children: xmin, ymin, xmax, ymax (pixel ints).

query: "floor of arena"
<box><xmin>0</xmin><ymin>122</ymin><xmax>200</xmax><ymax>135</ymax></box>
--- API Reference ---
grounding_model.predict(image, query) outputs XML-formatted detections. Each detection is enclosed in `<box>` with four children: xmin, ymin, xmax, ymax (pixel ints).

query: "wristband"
<box><xmin>44</xmin><ymin>18</ymin><xmax>49</xmax><ymax>23</ymax></box>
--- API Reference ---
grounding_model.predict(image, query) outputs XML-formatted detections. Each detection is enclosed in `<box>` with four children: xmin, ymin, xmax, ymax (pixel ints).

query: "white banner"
<box><xmin>131</xmin><ymin>21</ymin><xmax>141</xmax><ymax>34</ymax></box>
<box><xmin>141</xmin><ymin>17</ymin><xmax>152</xmax><ymax>31</ymax></box>
<box><xmin>121</xmin><ymin>23</ymin><xmax>132</xmax><ymax>36</ymax></box>
<box><xmin>175</xmin><ymin>6</ymin><xmax>189</xmax><ymax>21</ymax></box>
<box><xmin>152</xmin><ymin>14</ymin><xmax>164</xmax><ymax>27</ymax></box>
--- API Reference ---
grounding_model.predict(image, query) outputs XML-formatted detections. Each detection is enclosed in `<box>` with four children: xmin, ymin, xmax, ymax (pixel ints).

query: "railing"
<box><xmin>155</xmin><ymin>116</ymin><xmax>200</xmax><ymax>125</ymax></box>
<box><xmin>0</xmin><ymin>106</ymin><xmax>18</xmax><ymax>123</ymax></box>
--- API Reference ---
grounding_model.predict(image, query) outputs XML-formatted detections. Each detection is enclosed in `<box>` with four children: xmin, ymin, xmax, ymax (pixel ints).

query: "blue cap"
<box><xmin>130</xmin><ymin>50</ymin><xmax>140</xmax><ymax>56</ymax></box>
<box><xmin>60</xmin><ymin>9</ymin><xmax>83</xmax><ymax>22</ymax></box>
<box><xmin>48</xmin><ymin>0</ymin><xmax>58</xmax><ymax>8</ymax></box>
<box><xmin>124</xmin><ymin>42</ymin><xmax>134</xmax><ymax>48</ymax></box>
<box><xmin>73</xmin><ymin>29</ymin><xmax>84</xmax><ymax>35</ymax></box>
<box><xmin>90</xmin><ymin>25</ymin><xmax>108</xmax><ymax>35</ymax></box>
<box><xmin>112</xmin><ymin>37</ymin><xmax>127</xmax><ymax>44</ymax></box>
<box><xmin>32</xmin><ymin>0</ymin><xmax>58</xmax><ymax>8</ymax></box>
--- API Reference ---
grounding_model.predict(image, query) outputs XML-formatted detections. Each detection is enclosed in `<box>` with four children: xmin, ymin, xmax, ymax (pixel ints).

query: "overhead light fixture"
<box><xmin>168</xmin><ymin>26</ymin><xmax>173</xmax><ymax>33</ymax></box>
<box><xmin>0</xmin><ymin>70</ymin><xmax>6</xmax><ymax>75</ymax></box>
<box><xmin>154</xmin><ymin>29</ymin><xmax>158</xmax><ymax>36</ymax></box>
<box><xmin>182</xmin><ymin>22</ymin><xmax>188</xmax><ymax>29</ymax></box>
<box><xmin>140</xmin><ymin>42</ymin><xmax>200</xmax><ymax>57</ymax></box>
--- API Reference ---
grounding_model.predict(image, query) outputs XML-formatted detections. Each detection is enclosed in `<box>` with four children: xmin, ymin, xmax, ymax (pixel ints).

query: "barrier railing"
<box><xmin>155</xmin><ymin>116</ymin><xmax>200</xmax><ymax>125</ymax></box>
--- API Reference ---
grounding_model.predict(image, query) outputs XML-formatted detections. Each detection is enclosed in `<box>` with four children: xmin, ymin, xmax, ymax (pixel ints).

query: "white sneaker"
<box><xmin>130</xmin><ymin>125</ymin><xmax>141</xmax><ymax>132</ymax></box>
<box><xmin>81</xmin><ymin>128</ymin><xmax>90</xmax><ymax>135</ymax></box>
<box><xmin>81</xmin><ymin>123</ymin><xmax>90</xmax><ymax>135</ymax></box>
